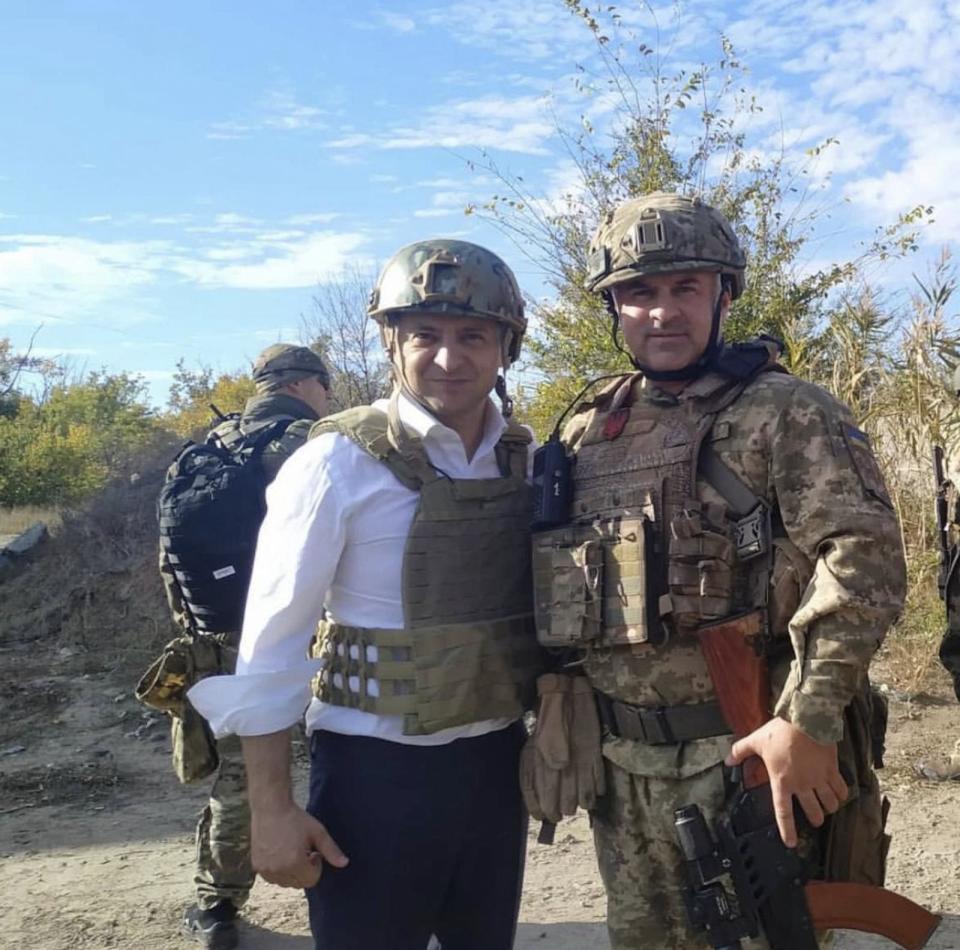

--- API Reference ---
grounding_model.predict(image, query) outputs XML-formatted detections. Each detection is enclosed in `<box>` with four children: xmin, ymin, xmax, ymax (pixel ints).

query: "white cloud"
<box><xmin>285</xmin><ymin>212</ymin><xmax>340</xmax><ymax>226</ymax></box>
<box><xmin>174</xmin><ymin>231</ymin><xmax>371</xmax><ymax>289</ymax></box>
<box><xmin>378</xmin><ymin>10</ymin><xmax>416</xmax><ymax>32</ymax></box>
<box><xmin>0</xmin><ymin>234</ymin><xmax>168</xmax><ymax>326</ymax></box>
<box><xmin>207</xmin><ymin>86</ymin><xmax>327</xmax><ymax>140</ymax></box>
<box><xmin>207</xmin><ymin>120</ymin><xmax>252</xmax><ymax>141</ymax></box>
<box><xmin>413</xmin><ymin>208</ymin><xmax>459</xmax><ymax>219</ymax></box>
<box><xmin>82</xmin><ymin>214</ymin><xmax>113</xmax><ymax>223</ymax></box>
<box><xmin>149</xmin><ymin>214</ymin><xmax>195</xmax><ymax>226</ymax></box>
<box><xmin>423</xmin><ymin>1</ymin><xmax>591</xmax><ymax>62</ymax></box>
<box><xmin>329</xmin><ymin>92</ymin><xmax>556</xmax><ymax>156</ymax></box>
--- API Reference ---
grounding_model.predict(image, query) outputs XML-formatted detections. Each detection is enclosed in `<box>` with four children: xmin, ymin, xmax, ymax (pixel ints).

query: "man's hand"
<box><xmin>251</xmin><ymin>802</ymin><xmax>348</xmax><ymax>888</ymax></box>
<box><xmin>725</xmin><ymin>716</ymin><xmax>849</xmax><ymax>848</ymax></box>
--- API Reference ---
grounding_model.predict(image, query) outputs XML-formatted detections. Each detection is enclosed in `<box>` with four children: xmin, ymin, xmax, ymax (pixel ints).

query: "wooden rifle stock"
<box><xmin>696</xmin><ymin>611</ymin><xmax>769</xmax><ymax>788</ymax></box>
<box><xmin>695</xmin><ymin>612</ymin><xmax>941</xmax><ymax>949</ymax></box>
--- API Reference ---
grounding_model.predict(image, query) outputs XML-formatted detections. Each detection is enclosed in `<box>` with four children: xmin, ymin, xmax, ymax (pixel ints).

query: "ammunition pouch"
<box><xmin>533</xmin><ymin>517</ymin><xmax>655</xmax><ymax>648</ymax></box>
<box><xmin>821</xmin><ymin>685</ymin><xmax>891</xmax><ymax>886</ymax></box>
<box><xmin>135</xmin><ymin>633</ymin><xmax>235</xmax><ymax>785</ymax></box>
<box><xmin>663</xmin><ymin>502</ymin><xmax>735</xmax><ymax>630</ymax></box>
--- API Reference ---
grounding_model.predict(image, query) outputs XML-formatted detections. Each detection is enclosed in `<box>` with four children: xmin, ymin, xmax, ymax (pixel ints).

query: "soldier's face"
<box><xmin>292</xmin><ymin>375</ymin><xmax>330</xmax><ymax>416</ymax></box>
<box><xmin>394</xmin><ymin>313</ymin><xmax>502</xmax><ymax>426</ymax></box>
<box><xmin>612</xmin><ymin>271</ymin><xmax>729</xmax><ymax>371</ymax></box>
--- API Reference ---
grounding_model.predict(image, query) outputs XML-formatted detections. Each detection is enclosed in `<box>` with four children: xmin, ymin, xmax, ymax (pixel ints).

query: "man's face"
<box><xmin>394</xmin><ymin>313</ymin><xmax>502</xmax><ymax>426</ymax></box>
<box><xmin>289</xmin><ymin>375</ymin><xmax>329</xmax><ymax>416</ymax></box>
<box><xmin>611</xmin><ymin>270</ymin><xmax>729</xmax><ymax>372</ymax></box>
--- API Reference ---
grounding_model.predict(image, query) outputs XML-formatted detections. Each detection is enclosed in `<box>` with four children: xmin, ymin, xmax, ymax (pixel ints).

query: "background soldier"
<box><xmin>531</xmin><ymin>193</ymin><xmax>905</xmax><ymax>948</ymax></box>
<box><xmin>157</xmin><ymin>343</ymin><xmax>329</xmax><ymax>950</ymax></box>
<box><xmin>190</xmin><ymin>240</ymin><xmax>541</xmax><ymax>950</ymax></box>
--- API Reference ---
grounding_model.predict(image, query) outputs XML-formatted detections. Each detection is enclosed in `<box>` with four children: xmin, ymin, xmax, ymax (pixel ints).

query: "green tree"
<box><xmin>468</xmin><ymin>3</ymin><xmax>929</xmax><ymax>435</ymax></box>
<box><xmin>0</xmin><ymin>369</ymin><xmax>159</xmax><ymax>506</ymax></box>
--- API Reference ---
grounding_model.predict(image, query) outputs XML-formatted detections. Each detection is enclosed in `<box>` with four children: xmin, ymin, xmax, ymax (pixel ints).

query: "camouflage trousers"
<box><xmin>592</xmin><ymin>752</ymin><xmax>830</xmax><ymax>950</ymax></box>
<box><xmin>194</xmin><ymin>733</ymin><xmax>255</xmax><ymax>910</ymax></box>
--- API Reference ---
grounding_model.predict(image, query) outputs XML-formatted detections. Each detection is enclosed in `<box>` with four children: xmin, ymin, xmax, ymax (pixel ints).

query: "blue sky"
<box><xmin>2</xmin><ymin>0</ymin><xmax>958</xmax><ymax>406</ymax></box>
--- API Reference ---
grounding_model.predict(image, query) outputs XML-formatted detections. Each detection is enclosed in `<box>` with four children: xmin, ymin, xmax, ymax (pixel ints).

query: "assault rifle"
<box><xmin>674</xmin><ymin>611</ymin><xmax>940</xmax><ymax>950</ymax></box>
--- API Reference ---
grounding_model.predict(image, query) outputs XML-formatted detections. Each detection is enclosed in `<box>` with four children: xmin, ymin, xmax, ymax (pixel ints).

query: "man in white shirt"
<box><xmin>190</xmin><ymin>239</ymin><xmax>541</xmax><ymax>950</ymax></box>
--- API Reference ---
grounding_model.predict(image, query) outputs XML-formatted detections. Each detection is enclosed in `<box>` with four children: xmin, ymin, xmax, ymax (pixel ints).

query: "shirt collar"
<box><xmin>375</xmin><ymin>390</ymin><xmax>508</xmax><ymax>456</ymax></box>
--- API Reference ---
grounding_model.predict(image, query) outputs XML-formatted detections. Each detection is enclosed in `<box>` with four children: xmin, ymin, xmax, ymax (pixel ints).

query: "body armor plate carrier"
<box><xmin>309</xmin><ymin>395</ymin><xmax>541</xmax><ymax>735</ymax></box>
<box><xmin>532</xmin><ymin>345</ymin><xmax>787</xmax><ymax>708</ymax></box>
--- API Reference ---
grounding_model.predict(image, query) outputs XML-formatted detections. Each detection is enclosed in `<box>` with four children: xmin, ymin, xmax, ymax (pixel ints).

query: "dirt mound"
<box><xmin>0</xmin><ymin>437</ymin><xmax>181</xmax><ymax>680</ymax></box>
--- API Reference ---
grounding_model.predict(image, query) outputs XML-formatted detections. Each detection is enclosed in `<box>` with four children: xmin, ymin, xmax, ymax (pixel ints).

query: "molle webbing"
<box><xmin>313</xmin><ymin>616</ymin><xmax>540</xmax><ymax>735</ymax></box>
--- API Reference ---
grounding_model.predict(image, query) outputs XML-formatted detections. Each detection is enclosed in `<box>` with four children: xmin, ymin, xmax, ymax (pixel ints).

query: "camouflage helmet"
<box><xmin>252</xmin><ymin>343</ymin><xmax>330</xmax><ymax>394</ymax></box>
<box><xmin>367</xmin><ymin>239</ymin><xmax>526</xmax><ymax>364</ymax></box>
<box><xmin>586</xmin><ymin>192</ymin><xmax>746</xmax><ymax>299</ymax></box>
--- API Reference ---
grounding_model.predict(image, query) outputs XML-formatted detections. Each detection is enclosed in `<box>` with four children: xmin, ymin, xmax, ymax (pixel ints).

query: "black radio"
<box><xmin>532</xmin><ymin>438</ymin><xmax>572</xmax><ymax>530</ymax></box>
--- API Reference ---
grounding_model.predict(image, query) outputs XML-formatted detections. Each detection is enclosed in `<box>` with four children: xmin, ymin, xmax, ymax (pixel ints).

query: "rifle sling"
<box><xmin>804</xmin><ymin>881</ymin><xmax>940</xmax><ymax>950</ymax></box>
<box><xmin>594</xmin><ymin>693</ymin><xmax>730</xmax><ymax>744</ymax></box>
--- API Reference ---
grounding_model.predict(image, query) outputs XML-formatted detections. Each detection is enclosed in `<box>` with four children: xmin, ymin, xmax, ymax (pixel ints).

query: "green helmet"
<box><xmin>252</xmin><ymin>343</ymin><xmax>330</xmax><ymax>393</ymax></box>
<box><xmin>585</xmin><ymin>192</ymin><xmax>746</xmax><ymax>299</ymax></box>
<box><xmin>368</xmin><ymin>239</ymin><xmax>526</xmax><ymax>364</ymax></box>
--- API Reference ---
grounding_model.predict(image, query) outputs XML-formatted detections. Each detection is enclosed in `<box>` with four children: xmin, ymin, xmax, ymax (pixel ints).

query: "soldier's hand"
<box><xmin>725</xmin><ymin>717</ymin><xmax>848</xmax><ymax>849</ymax></box>
<box><xmin>250</xmin><ymin>803</ymin><xmax>348</xmax><ymax>888</ymax></box>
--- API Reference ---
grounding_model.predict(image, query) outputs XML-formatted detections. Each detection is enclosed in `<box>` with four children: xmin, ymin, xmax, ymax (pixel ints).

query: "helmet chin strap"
<box><xmin>606</xmin><ymin>284</ymin><xmax>727</xmax><ymax>382</ymax></box>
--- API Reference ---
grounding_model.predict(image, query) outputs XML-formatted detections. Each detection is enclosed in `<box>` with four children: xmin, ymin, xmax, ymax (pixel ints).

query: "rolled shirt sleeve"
<box><xmin>188</xmin><ymin>433</ymin><xmax>347</xmax><ymax>737</ymax></box>
<box><xmin>768</xmin><ymin>383</ymin><xmax>906</xmax><ymax>743</ymax></box>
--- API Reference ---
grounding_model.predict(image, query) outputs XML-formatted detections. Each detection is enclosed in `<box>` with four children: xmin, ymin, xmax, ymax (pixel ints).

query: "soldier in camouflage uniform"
<box><xmin>159</xmin><ymin>344</ymin><xmax>330</xmax><ymax>950</ymax></box>
<box><xmin>533</xmin><ymin>193</ymin><xmax>905</xmax><ymax>948</ymax></box>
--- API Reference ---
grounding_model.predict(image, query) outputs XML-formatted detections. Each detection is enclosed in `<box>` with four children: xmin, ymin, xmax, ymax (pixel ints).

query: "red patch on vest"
<box><xmin>603</xmin><ymin>407</ymin><xmax>630</xmax><ymax>440</ymax></box>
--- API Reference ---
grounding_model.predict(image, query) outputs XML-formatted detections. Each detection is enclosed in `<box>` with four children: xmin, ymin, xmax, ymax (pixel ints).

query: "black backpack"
<box><xmin>158</xmin><ymin>415</ymin><xmax>294</xmax><ymax>633</ymax></box>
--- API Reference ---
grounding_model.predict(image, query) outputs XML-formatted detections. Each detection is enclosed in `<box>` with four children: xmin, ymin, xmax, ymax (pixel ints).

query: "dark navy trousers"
<box><xmin>305</xmin><ymin>723</ymin><xmax>527</xmax><ymax>950</ymax></box>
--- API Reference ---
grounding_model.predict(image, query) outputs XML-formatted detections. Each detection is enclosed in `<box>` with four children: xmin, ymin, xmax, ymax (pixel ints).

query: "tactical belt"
<box><xmin>594</xmin><ymin>692</ymin><xmax>730</xmax><ymax>744</ymax></box>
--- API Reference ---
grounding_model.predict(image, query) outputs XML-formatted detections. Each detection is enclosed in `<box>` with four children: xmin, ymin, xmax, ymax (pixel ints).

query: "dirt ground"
<box><xmin>2</xmin><ymin>629</ymin><xmax>960</xmax><ymax>950</ymax></box>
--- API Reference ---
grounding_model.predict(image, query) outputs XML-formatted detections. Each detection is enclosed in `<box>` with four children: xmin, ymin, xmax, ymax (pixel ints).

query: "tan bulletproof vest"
<box><xmin>533</xmin><ymin>369</ymin><xmax>776</xmax><ymax>706</ymax></box>
<box><xmin>308</xmin><ymin>395</ymin><xmax>542</xmax><ymax>735</ymax></box>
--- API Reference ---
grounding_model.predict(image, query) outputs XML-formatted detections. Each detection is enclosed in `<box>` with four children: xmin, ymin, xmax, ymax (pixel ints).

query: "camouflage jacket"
<box><xmin>563</xmin><ymin>367</ymin><xmax>905</xmax><ymax>750</ymax></box>
<box><xmin>159</xmin><ymin>391</ymin><xmax>320</xmax><ymax>633</ymax></box>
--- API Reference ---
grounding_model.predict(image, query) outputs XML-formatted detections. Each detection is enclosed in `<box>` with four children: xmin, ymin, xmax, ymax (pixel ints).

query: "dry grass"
<box><xmin>0</xmin><ymin>436</ymin><xmax>180</xmax><ymax>679</ymax></box>
<box><xmin>0</xmin><ymin>505</ymin><xmax>62</xmax><ymax>536</ymax></box>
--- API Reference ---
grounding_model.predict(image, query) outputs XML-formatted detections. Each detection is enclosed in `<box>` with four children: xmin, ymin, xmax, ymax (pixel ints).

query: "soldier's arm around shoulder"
<box><xmin>768</xmin><ymin>378</ymin><xmax>906</xmax><ymax>743</ymax></box>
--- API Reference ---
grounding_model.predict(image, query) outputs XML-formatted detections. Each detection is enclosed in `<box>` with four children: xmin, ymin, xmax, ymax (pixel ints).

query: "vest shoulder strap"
<box><xmin>495</xmin><ymin>421</ymin><xmax>532</xmax><ymax>479</ymax></box>
<box><xmin>309</xmin><ymin>407</ymin><xmax>425</xmax><ymax>490</ymax></box>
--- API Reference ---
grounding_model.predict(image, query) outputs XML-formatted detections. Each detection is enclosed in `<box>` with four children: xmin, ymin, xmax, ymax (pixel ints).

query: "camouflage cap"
<box><xmin>368</xmin><ymin>238</ymin><xmax>526</xmax><ymax>364</ymax></box>
<box><xmin>586</xmin><ymin>192</ymin><xmax>746</xmax><ymax>298</ymax></box>
<box><xmin>252</xmin><ymin>344</ymin><xmax>330</xmax><ymax>393</ymax></box>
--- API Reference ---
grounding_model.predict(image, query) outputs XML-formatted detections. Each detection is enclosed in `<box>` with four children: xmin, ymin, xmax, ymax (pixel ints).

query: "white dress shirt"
<box><xmin>189</xmin><ymin>392</ymin><xmax>533</xmax><ymax>746</ymax></box>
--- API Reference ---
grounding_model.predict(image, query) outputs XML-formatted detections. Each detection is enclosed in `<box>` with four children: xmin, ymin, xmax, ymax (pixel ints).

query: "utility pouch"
<box><xmin>135</xmin><ymin>634</ymin><xmax>225</xmax><ymax>785</ymax></box>
<box><xmin>664</xmin><ymin>502</ymin><xmax>735</xmax><ymax>629</ymax></box>
<box><xmin>533</xmin><ymin>526</ymin><xmax>603</xmax><ymax>647</ymax></box>
<box><xmin>600</xmin><ymin>516</ymin><xmax>656</xmax><ymax>646</ymax></box>
<box><xmin>821</xmin><ymin>686</ymin><xmax>890</xmax><ymax>886</ymax></box>
<box><xmin>171</xmin><ymin>700</ymin><xmax>220</xmax><ymax>784</ymax></box>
